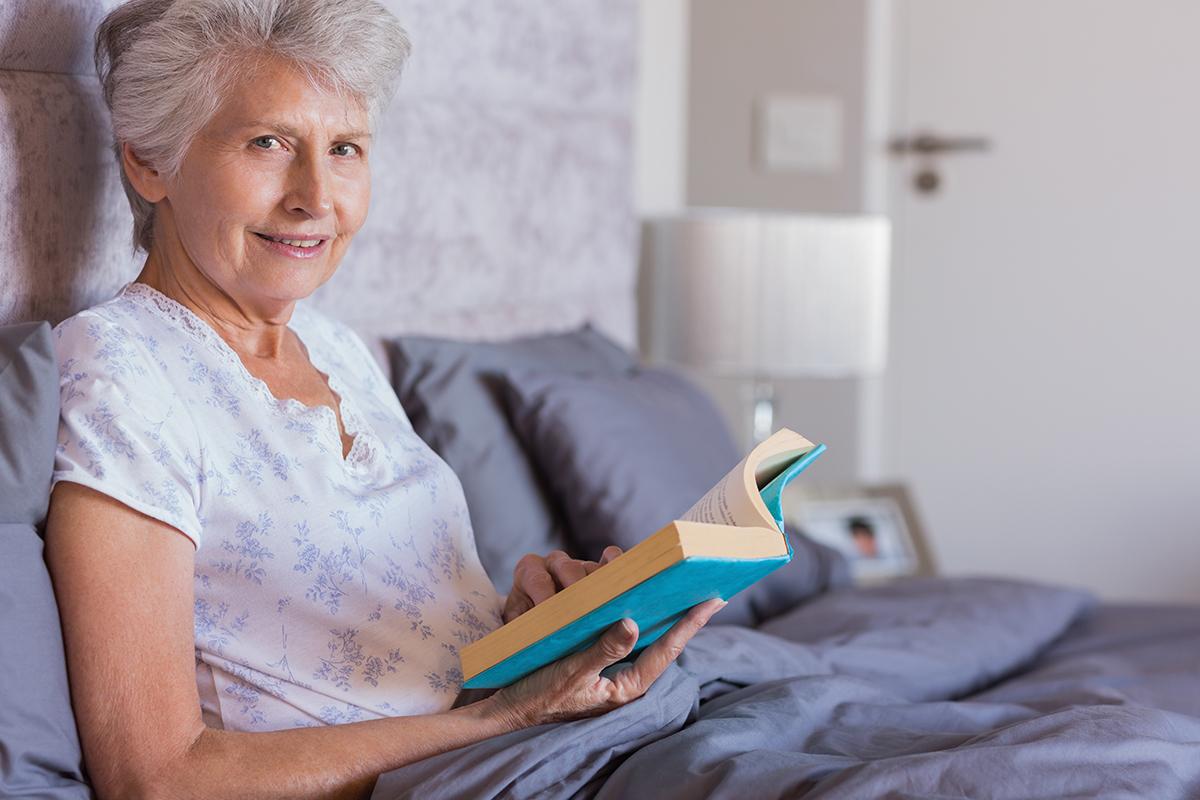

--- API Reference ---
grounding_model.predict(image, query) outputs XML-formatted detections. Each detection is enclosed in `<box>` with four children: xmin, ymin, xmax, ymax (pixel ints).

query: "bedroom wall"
<box><xmin>635</xmin><ymin>0</ymin><xmax>888</xmax><ymax>483</ymax></box>
<box><xmin>634</xmin><ymin>0</ymin><xmax>688</xmax><ymax>215</ymax></box>
<box><xmin>0</xmin><ymin>0</ymin><xmax>639</xmax><ymax>352</ymax></box>
<box><xmin>880</xmin><ymin>1</ymin><xmax>1200</xmax><ymax>604</ymax></box>
<box><xmin>635</xmin><ymin>0</ymin><xmax>883</xmax><ymax>210</ymax></box>
<box><xmin>655</xmin><ymin>0</ymin><xmax>1200</xmax><ymax>602</ymax></box>
<box><xmin>685</xmin><ymin>0</ymin><xmax>871</xmax><ymax>213</ymax></box>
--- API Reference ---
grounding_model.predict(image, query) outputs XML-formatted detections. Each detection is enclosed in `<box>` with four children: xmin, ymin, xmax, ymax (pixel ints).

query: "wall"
<box><xmin>634</xmin><ymin>0</ymin><xmax>688</xmax><ymax>213</ymax></box>
<box><xmin>879</xmin><ymin>0</ymin><xmax>1200</xmax><ymax>602</ymax></box>
<box><xmin>640</xmin><ymin>0</ymin><xmax>1200</xmax><ymax>601</ymax></box>
<box><xmin>0</xmin><ymin>0</ymin><xmax>640</xmax><ymax>352</ymax></box>
<box><xmin>686</xmin><ymin>0</ymin><xmax>868</xmax><ymax>212</ymax></box>
<box><xmin>635</xmin><ymin>0</ymin><xmax>885</xmax><ymax>483</ymax></box>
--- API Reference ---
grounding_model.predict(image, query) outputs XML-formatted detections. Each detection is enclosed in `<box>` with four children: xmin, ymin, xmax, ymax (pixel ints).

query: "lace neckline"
<box><xmin>120</xmin><ymin>281</ymin><xmax>377</xmax><ymax>471</ymax></box>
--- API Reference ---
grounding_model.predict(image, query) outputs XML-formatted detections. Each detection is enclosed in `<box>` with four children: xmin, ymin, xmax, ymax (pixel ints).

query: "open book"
<box><xmin>460</xmin><ymin>429</ymin><xmax>826</xmax><ymax>688</ymax></box>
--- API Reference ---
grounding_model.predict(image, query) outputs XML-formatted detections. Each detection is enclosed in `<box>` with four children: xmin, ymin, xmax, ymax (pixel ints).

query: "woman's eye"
<box><xmin>331</xmin><ymin>143</ymin><xmax>360</xmax><ymax>157</ymax></box>
<box><xmin>252</xmin><ymin>136</ymin><xmax>280</xmax><ymax>150</ymax></box>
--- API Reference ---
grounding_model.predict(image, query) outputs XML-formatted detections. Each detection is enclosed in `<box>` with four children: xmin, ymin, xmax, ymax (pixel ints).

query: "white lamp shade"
<box><xmin>643</xmin><ymin>211</ymin><xmax>891</xmax><ymax>377</ymax></box>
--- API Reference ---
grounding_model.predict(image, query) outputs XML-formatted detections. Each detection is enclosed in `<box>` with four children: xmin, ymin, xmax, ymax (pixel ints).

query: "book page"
<box><xmin>680</xmin><ymin>429</ymin><xmax>818</xmax><ymax>530</ymax></box>
<box><xmin>680</xmin><ymin>459</ymin><xmax>773</xmax><ymax>529</ymax></box>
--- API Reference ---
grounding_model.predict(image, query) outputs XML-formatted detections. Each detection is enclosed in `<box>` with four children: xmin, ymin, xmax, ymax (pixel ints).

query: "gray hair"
<box><xmin>95</xmin><ymin>0</ymin><xmax>411</xmax><ymax>252</ymax></box>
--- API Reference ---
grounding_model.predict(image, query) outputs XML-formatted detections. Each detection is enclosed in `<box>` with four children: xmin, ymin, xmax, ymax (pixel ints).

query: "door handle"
<box><xmin>889</xmin><ymin>132</ymin><xmax>992</xmax><ymax>156</ymax></box>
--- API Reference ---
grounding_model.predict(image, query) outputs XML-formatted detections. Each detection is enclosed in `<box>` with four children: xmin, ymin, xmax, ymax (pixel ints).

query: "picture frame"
<box><xmin>785</xmin><ymin>483</ymin><xmax>935</xmax><ymax>584</ymax></box>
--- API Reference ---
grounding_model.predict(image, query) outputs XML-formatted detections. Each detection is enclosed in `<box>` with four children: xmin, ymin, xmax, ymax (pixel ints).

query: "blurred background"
<box><xmin>635</xmin><ymin>0</ymin><xmax>1200</xmax><ymax>603</ymax></box>
<box><xmin>2</xmin><ymin>0</ymin><xmax>1197</xmax><ymax>604</ymax></box>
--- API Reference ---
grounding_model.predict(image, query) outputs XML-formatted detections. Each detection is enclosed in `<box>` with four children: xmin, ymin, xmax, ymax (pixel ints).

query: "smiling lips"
<box><xmin>253</xmin><ymin>231</ymin><xmax>332</xmax><ymax>258</ymax></box>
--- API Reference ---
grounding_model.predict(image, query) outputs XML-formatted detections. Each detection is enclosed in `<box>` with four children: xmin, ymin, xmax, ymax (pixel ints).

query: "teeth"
<box><xmin>260</xmin><ymin>233</ymin><xmax>322</xmax><ymax>248</ymax></box>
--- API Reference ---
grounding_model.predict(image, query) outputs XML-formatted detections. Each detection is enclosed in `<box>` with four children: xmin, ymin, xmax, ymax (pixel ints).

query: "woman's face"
<box><xmin>158</xmin><ymin>56</ymin><xmax>372</xmax><ymax>315</ymax></box>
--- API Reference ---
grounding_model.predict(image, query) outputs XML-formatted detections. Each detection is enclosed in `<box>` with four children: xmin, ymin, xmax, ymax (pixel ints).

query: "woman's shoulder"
<box><xmin>51</xmin><ymin>288</ymin><xmax>205</xmax><ymax>546</ymax></box>
<box><xmin>55</xmin><ymin>287</ymin><xmax>138</xmax><ymax>336</ymax></box>
<box><xmin>57</xmin><ymin>282</ymin><xmax>171</xmax><ymax>330</ymax></box>
<box><xmin>52</xmin><ymin>285</ymin><xmax>180</xmax><ymax>385</ymax></box>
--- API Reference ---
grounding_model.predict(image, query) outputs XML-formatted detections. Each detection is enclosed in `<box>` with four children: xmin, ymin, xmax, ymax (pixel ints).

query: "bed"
<box><xmin>372</xmin><ymin>327</ymin><xmax>1200</xmax><ymax>800</ymax></box>
<box><xmin>5</xmin><ymin>320</ymin><xmax>1200</xmax><ymax>800</ymax></box>
<box><xmin>2</xmin><ymin>1</ymin><xmax>1198</xmax><ymax>798</ymax></box>
<box><xmin>373</xmin><ymin>586</ymin><xmax>1200</xmax><ymax>798</ymax></box>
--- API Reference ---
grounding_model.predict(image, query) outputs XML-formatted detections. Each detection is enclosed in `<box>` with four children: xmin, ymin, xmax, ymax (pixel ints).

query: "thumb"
<box><xmin>577</xmin><ymin>618</ymin><xmax>638</xmax><ymax>673</ymax></box>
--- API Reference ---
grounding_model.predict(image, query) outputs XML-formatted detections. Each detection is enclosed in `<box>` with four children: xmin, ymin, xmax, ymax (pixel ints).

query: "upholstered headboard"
<box><xmin>0</xmin><ymin>0</ymin><xmax>639</xmax><ymax>352</ymax></box>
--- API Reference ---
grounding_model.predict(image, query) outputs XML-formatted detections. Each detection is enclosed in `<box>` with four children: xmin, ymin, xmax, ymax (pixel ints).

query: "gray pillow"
<box><xmin>0</xmin><ymin>322</ymin><xmax>59</xmax><ymax>525</ymax></box>
<box><xmin>501</xmin><ymin>366</ymin><xmax>848</xmax><ymax>626</ymax></box>
<box><xmin>0</xmin><ymin>322</ymin><xmax>91</xmax><ymax>798</ymax></box>
<box><xmin>386</xmin><ymin>326</ymin><xmax>634</xmax><ymax>593</ymax></box>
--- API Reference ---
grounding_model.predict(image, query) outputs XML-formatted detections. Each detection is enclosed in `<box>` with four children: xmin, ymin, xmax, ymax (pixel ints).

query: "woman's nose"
<box><xmin>284</xmin><ymin>155</ymin><xmax>333</xmax><ymax>219</ymax></box>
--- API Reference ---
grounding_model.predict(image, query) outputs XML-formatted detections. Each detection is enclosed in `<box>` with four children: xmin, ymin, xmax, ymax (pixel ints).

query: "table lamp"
<box><xmin>641</xmin><ymin>210</ymin><xmax>891</xmax><ymax>444</ymax></box>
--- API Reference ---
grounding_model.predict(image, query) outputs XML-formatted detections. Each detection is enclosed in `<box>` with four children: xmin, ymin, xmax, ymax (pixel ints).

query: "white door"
<box><xmin>884</xmin><ymin>1</ymin><xmax>1200</xmax><ymax>601</ymax></box>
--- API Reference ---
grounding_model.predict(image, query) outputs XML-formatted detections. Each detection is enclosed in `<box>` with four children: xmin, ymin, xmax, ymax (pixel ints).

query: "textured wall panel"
<box><xmin>309</xmin><ymin>98</ymin><xmax>636</xmax><ymax>344</ymax></box>
<box><xmin>1</xmin><ymin>0</ymin><xmax>636</xmax><ymax>109</ymax></box>
<box><xmin>0</xmin><ymin>0</ymin><xmax>638</xmax><ymax>349</ymax></box>
<box><xmin>0</xmin><ymin>71</ymin><xmax>141</xmax><ymax>325</ymax></box>
<box><xmin>0</xmin><ymin>0</ymin><xmax>116</xmax><ymax>74</ymax></box>
<box><xmin>393</xmin><ymin>0</ymin><xmax>636</xmax><ymax>112</ymax></box>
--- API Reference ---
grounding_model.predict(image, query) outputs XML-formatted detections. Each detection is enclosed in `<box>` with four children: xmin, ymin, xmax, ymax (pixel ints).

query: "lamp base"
<box><xmin>751</xmin><ymin>380</ymin><xmax>776</xmax><ymax>444</ymax></box>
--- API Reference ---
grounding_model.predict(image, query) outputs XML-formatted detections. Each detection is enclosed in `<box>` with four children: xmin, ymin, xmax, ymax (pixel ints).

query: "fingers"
<box><xmin>583</xmin><ymin>545</ymin><xmax>624</xmax><ymax>575</ymax></box>
<box><xmin>513</xmin><ymin>553</ymin><xmax>557</xmax><ymax>606</ymax></box>
<box><xmin>509</xmin><ymin>547</ymin><xmax>627</xmax><ymax>624</ymax></box>
<box><xmin>615</xmin><ymin>599</ymin><xmax>726</xmax><ymax>697</ymax></box>
<box><xmin>546</xmin><ymin>550</ymin><xmax>589</xmax><ymax>590</ymax></box>
<box><xmin>599</xmin><ymin>545</ymin><xmax>623</xmax><ymax>565</ymax></box>
<box><xmin>574</xmin><ymin>617</ymin><xmax>639</xmax><ymax>675</ymax></box>
<box><xmin>499</xmin><ymin>600</ymin><xmax>723</xmax><ymax>727</ymax></box>
<box><xmin>502</xmin><ymin>588</ymin><xmax>533</xmax><ymax>624</ymax></box>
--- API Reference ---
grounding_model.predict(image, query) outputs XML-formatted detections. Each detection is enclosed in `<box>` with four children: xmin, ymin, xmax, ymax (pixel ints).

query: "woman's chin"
<box><xmin>237</xmin><ymin>265</ymin><xmax>336</xmax><ymax>310</ymax></box>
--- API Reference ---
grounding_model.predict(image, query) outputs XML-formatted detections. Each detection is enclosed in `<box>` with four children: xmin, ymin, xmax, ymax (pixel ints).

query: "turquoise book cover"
<box><xmin>463</xmin><ymin>439</ymin><xmax>826</xmax><ymax>689</ymax></box>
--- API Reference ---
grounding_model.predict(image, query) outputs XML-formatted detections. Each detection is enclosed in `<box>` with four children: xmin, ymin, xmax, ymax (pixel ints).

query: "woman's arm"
<box><xmin>44</xmin><ymin>483</ymin><xmax>512</xmax><ymax>799</ymax></box>
<box><xmin>45</xmin><ymin>483</ymin><xmax>720</xmax><ymax>800</ymax></box>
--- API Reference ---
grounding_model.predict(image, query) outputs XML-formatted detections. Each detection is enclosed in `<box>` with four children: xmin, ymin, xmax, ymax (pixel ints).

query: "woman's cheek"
<box><xmin>340</xmin><ymin>169</ymin><xmax>371</xmax><ymax>235</ymax></box>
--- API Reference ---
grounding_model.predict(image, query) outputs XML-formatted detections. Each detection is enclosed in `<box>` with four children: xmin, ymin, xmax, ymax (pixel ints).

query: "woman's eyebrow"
<box><xmin>236</xmin><ymin>120</ymin><xmax>372</xmax><ymax>140</ymax></box>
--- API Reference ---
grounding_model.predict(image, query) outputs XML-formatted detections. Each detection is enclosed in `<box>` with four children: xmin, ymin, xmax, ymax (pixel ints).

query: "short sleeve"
<box><xmin>51</xmin><ymin>313</ymin><xmax>204</xmax><ymax>547</ymax></box>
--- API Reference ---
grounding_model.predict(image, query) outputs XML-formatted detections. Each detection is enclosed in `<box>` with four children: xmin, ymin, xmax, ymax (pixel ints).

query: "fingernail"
<box><xmin>716</xmin><ymin>600</ymin><xmax>728</xmax><ymax>610</ymax></box>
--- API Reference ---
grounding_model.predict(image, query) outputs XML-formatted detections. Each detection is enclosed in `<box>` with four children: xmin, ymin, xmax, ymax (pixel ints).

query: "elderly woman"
<box><xmin>43</xmin><ymin>1</ymin><xmax>724</xmax><ymax>797</ymax></box>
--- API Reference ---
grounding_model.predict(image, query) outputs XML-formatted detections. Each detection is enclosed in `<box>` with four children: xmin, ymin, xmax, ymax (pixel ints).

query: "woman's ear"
<box><xmin>120</xmin><ymin>142</ymin><xmax>168</xmax><ymax>203</ymax></box>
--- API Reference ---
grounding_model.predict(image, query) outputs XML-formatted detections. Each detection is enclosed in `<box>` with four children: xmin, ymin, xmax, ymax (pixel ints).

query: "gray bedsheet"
<box><xmin>371</xmin><ymin>578</ymin><xmax>1200</xmax><ymax>800</ymax></box>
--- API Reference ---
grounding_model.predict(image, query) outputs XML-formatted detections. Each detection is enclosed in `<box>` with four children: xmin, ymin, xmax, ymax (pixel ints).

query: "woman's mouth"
<box><xmin>252</xmin><ymin>232</ymin><xmax>331</xmax><ymax>259</ymax></box>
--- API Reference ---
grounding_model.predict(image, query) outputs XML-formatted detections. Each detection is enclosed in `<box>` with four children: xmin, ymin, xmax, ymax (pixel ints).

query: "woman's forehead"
<box><xmin>209</xmin><ymin>57</ymin><xmax>369</xmax><ymax>138</ymax></box>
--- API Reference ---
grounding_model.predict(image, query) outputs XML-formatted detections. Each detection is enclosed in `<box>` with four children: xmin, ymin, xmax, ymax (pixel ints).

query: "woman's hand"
<box><xmin>503</xmin><ymin>546</ymin><xmax>625</xmax><ymax>623</ymax></box>
<box><xmin>485</xmin><ymin>598</ymin><xmax>726</xmax><ymax>728</ymax></box>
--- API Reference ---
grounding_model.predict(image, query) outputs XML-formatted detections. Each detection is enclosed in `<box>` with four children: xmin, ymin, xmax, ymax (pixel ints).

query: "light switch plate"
<box><xmin>757</xmin><ymin>94</ymin><xmax>843</xmax><ymax>173</ymax></box>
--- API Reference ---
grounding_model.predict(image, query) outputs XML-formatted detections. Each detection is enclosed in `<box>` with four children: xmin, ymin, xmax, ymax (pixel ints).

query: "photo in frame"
<box><xmin>786</xmin><ymin>483</ymin><xmax>935</xmax><ymax>584</ymax></box>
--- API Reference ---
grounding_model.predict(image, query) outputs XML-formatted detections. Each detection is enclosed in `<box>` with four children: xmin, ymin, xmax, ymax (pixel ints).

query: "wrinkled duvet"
<box><xmin>371</xmin><ymin>578</ymin><xmax>1200</xmax><ymax>799</ymax></box>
